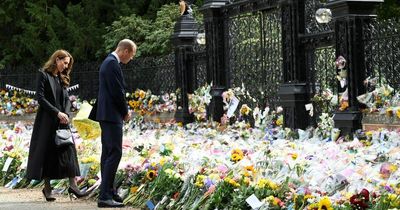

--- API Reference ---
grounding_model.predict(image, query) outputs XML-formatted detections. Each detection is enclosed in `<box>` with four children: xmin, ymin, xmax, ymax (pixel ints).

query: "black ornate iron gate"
<box><xmin>302</xmin><ymin>0</ymin><xmax>336</xmax><ymax>121</ymax></box>
<box><xmin>363</xmin><ymin>18</ymin><xmax>400</xmax><ymax>90</ymax></box>
<box><xmin>224</xmin><ymin>5</ymin><xmax>283</xmax><ymax>108</ymax></box>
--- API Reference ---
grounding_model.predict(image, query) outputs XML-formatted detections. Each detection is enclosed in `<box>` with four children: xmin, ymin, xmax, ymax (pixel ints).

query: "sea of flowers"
<box><xmin>1</xmin><ymin>110</ymin><xmax>400</xmax><ymax>209</ymax></box>
<box><xmin>1</xmin><ymin>81</ymin><xmax>400</xmax><ymax>209</ymax></box>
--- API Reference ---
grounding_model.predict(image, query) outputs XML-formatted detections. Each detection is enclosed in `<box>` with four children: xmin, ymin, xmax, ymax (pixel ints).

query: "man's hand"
<box><xmin>124</xmin><ymin>112</ymin><xmax>131</xmax><ymax>122</ymax></box>
<box><xmin>57</xmin><ymin>112</ymin><xmax>69</xmax><ymax>124</ymax></box>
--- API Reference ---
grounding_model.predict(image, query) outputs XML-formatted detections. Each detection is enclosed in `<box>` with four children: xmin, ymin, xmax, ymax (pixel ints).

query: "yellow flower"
<box><xmin>130</xmin><ymin>186</ymin><xmax>139</xmax><ymax>193</ymax></box>
<box><xmin>231</xmin><ymin>153</ymin><xmax>243</xmax><ymax>162</ymax></box>
<box><xmin>396</xmin><ymin>108</ymin><xmax>400</xmax><ymax>119</ymax></box>
<box><xmin>240</xmin><ymin>104</ymin><xmax>251</xmax><ymax>116</ymax></box>
<box><xmin>268</xmin><ymin>180</ymin><xmax>278</xmax><ymax>190</ymax></box>
<box><xmin>366</xmin><ymin>131</ymin><xmax>373</xmax><ymax>137</ymax></box>
<box><xmin>308</xmin><ymin>203</ymin><xmax>319</xmax><ymax>209</ymax></box>
<box><xmin>318</xmin><ymin>196</ymin><xmax>333</xmax><ymax>210</ymax></box>
<box><xmin>257</xmin><ymin>178</ymin><xmax>268</xmax><ymax>188</ymax></box>
<box><xmin>146</xmin><ymin>170</ymin><xmax>157</xmax><ymax>180</ymax></box>
<box><xmin>224</xmin><ymin>177</ymin><xmax>240</xmax><ymax>187</ymax></box>
<box><xmin>389</xmin><ymin>164</ymin><xmax>398</xmax><ymax>172</ymax></box>
<box><xmin>177</xmin><ymin>122</ymin><xmax>183</xmax><ymax>127</ymax></box>
<box><xmin>304</xmin><ymin>194</ymin><xmax>314</xmax><ymax>201</ymax></box>
<box><xmin>387</xmin><ymin>193</ymin><xmax>397</xmax><ymax>202</ymax></box>
<box><xmin>257</xmin><ymin>178</ymin><xmax>278</xmax><ymax>190</ymax></box>
<box><xmin>134</xmin><ymin>90</ymin><xmax>140</xmax><ymax>98</ymax></box>
<box><xmin>90</xmin><ymin>165</ymin><xmax>98</xmax><ymax>171</ymax></box>
<box><xmin>195</xmin><ymin>175</ymin><xmax>206</xmax><ymax>187</ymax></box>
<box><xmin>139</xmin><ymin>90</ymin><xmax>146</xmax><ymax>99</ymax></box>
<box><xmin>128</xmin><ymin>100</ymin><xmax>135</xmax><ymax>108</ymax></box>
<box><xmin>276</xmin><ymin>115</ymin><xmax>283</xmax><ymax>126</ymax></box>
<box><xmin>159</xmin><ymin>157</ymin><xmax>167</xmax><ymax>166</ymax></box>
<box><xmin>291</xmin><ymin>153</ymin><xmax>298</xmax><ymax>160</ymax></box>
<box><xmin>245</xmin><ymin>165</ymin><xmax>255</xmax><ymax>172</ymax></box>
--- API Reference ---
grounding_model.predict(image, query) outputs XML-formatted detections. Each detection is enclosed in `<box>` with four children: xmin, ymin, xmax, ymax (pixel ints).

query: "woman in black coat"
<box><xmin>26</xmin><ymin>50</ymin><xmax>86</xmax><ymax>201</ymax></box>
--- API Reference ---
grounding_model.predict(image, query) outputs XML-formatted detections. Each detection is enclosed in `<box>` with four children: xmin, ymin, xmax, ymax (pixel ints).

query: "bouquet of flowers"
<box><xmin>188</xmin><ymin>84</ymin><xmax>211</xmax><ymax>122</ymax></box>
<box><xmin>0</xmin><ymin>151</ymin><xmax>23</xmax><ymax>186</ymax></box>
<box><xmin>0</xmin><ymin>89</ymin><xmax>38</xmax><ymax>116</ymax></box>
<box><xmin>127</xmin><ymin>89</ymin><xmax>177</xmax><ymax>116</ymax></box>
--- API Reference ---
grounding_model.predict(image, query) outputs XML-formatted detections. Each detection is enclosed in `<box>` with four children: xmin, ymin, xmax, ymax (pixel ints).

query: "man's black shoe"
<box><xmin>97</xmin><ymin>199</ymin><xmax>124</xmax><ymax>208</ymax></box>
<box><xmin>113</xmin><ymin>194</ymin><xmax>124</xmax><ymax>203</ymax></box>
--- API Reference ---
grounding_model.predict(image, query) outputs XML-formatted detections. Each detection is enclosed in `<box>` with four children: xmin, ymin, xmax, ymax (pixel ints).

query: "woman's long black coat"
<box><xmin>26</xmin><ymin>70</ymin><xmax>72</xmax><ymax>180</ymax></box>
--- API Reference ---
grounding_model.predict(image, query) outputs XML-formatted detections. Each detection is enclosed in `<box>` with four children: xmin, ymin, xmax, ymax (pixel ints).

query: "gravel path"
<box><xmin>0</xmin><ymin>187</ymin><xmax>137</xmax><ymax>210</ymax></box>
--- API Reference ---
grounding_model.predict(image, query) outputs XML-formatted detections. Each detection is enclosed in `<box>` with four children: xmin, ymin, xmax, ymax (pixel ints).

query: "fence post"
<box><xmin>200</xmin><ymin>0</ymin><xmax>229</xmax><ymax>122</ymax></box>
<box><xmin>171</xmin><ymin>14</ymin><xmax>199</xmax><ymax>124</ymax></box>
<box><xmin>278</xmin><ymin>0</ymin><xmax>310</xmax><ymax>129</ymax></box>
<box><xmin>327</xmin><ymin>0</ymin><xmax>383</xmax><ymax>135</ymax></box>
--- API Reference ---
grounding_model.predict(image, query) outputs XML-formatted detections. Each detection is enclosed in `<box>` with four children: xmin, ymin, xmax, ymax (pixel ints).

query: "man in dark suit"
<box><xmin>94</xmin><ymin>39</ymin><xmax>136</xmax><ymax>208</ymax></box>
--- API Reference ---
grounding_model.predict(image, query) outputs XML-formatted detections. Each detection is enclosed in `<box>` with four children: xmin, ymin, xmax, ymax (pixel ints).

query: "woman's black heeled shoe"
<box><xmin>67</xmin><ymin>187</ymin><xmax>89</xmax><ymax>199</ymax></box>
<box><xmin>42</xmin><ymin>189</ymin><xmax>56</xmax><ymax>202</ymax></box>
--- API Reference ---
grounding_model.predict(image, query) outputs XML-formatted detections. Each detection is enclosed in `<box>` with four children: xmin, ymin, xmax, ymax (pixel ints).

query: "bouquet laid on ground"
<box><xmin>0</xmin><ymin>89</ymin><xmax>38</xmax><ymax>116</ymax></box>
<box><xmin>188</xmin><ymin>84</ymin><xmax>211</xmax><ymax>122</ymax></box>
<box><xmin>127</xmin><ymin>89</ymin><xmax>177</xmax><ymax>116</ymax></box>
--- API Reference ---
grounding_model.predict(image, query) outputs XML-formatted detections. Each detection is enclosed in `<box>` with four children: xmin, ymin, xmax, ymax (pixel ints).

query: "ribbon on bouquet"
<box><xmin>5</xmin><ymin>84</ymin><xmax>79</xmax><ymax>95</ymax></box>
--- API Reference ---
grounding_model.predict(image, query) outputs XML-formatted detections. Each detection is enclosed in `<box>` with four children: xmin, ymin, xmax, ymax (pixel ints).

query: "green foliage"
<box><xmin>101</xmin><ymin>3</ymin><xmax>203</xmax><ymax>57</ymax></box>
<box><xmin>377</xmin><ymin>0</ymin><xmax>400</xmax><ymax>19</ymax></box>
<box><xmin>100</xmin><ymin>14</ymin><xmax>151</xmax><ymax>57</ymax></box>
<box><xmin>140</xmin><ymin>3</ymin><xmax>181</xmax><ymax>56</ymax></box>
<box><xmin>1</xmin><ymin>0</ymin><xmax>202</xmax><ymax>66</ymax></box>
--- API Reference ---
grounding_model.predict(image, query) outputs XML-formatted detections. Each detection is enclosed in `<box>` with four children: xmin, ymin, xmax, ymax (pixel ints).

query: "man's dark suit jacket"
<box><xmin>92</xmin><ymin>54</ymin><xmax>128</xmax><ymax>124</ymax></box>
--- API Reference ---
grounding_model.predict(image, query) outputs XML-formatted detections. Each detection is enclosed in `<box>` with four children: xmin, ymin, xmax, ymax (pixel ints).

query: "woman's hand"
<box><xmin>57</xmin><ymin>112</ymin><xmax>70</xmax><ymax>124</ymax></box>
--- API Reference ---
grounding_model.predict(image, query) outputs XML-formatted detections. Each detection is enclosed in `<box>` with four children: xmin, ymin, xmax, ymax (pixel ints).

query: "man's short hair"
<box><xmin>117</xmin><ymin>39</ymin><xmax>136</xmax><ymax>52</ymax></box>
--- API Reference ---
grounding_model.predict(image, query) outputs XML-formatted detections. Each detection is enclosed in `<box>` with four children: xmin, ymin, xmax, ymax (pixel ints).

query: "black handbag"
<box><xmin>55</xmin><ymin>127</ymin><xmax>74</xmax><ymax>147</ymax></box>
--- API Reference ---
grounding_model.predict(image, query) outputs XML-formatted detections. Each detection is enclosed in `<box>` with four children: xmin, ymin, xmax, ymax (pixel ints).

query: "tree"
<box><xmin>101</xmin><ymin>3</ymin><xmax>203</xmax><ymax>57</ymax></box>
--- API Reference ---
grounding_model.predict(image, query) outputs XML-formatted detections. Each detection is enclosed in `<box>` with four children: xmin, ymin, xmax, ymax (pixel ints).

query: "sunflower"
<box><xmin>318</xmin><ymin>196</ymin><xmax>333</xmax><ymax>210</ymax></box>
<box><xmin>146</xmin><ymin>170</ymin><xmax>157</xmax><ymax>180</ymax></box>
<box><xmin>128</xmin><ymin>100</ymin><xmax>135</xmax><ymax>108</ymax></box>
<box><xmin>231</xmin><ymin>153</ymin><xmax>243</xmax><ymax>162</ymax></box>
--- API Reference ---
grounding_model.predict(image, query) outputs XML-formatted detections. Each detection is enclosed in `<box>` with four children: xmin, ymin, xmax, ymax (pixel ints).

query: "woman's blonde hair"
<box><xmin>43</xmin><ymin>49</ymin><xmax>74</xmax><ymax>87</ymax></box>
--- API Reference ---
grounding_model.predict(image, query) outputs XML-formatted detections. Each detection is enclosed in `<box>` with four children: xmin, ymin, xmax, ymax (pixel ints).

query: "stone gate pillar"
<box><xmin>327</xmin><ymin>0</ymin><xmax>383</xmax><ymax>135</ymax></box>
